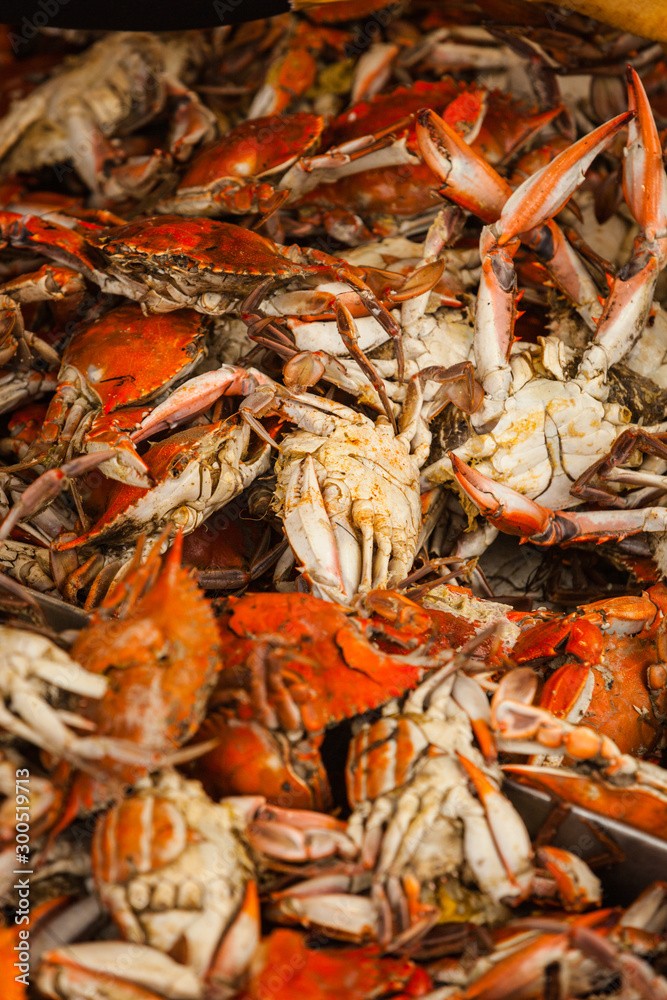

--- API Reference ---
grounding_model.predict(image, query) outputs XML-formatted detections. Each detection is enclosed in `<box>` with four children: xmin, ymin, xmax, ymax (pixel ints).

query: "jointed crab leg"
<box><xmin>449</xmin><ymin>453</ymin><xmax>667</xmax><ymax>545</ymax></box>
<box><xmin>471</xmin><ymin>112</ymin><xmax>632</xmax><ymax>400</ymax></box>
<box><xmin>0</xmin><ymin>451</ymin><xmax>117</xmax><ymax>542</ymax></box>
<box><xmin>416</xmin><ymin>107</ymin><xmax>625</xmax><ymax>329</ymax></box>
<box><xmin>578</xmin><ymin>67</ymin><xmax>667</xmax><ymax>379</ymax></box>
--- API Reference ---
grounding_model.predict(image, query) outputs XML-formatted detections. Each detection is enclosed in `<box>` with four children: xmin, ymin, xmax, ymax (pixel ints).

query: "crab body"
<box><xmin>273</xmin><ymin>392</ymin><xmax>430</xmax><ymax>603</ymax></box>
<box><xmin>0</xmin><ymin>32</ymin><xmax>216</xmax><ymax>200</ymax></box>
<box><xmin>427</xmin><ymin>337</ymin><xmax>662</xmax><ymax>512</ymax></box>
<box><xmin>286</xmin><ymin>83</ymin><xmax>562</xmax><ymax>243</ymax></box>
<box><xmin>271</xmin><ymin>666</ymin><xmax>599</xmax><ymax>948</ymax></box>
<box><xmin>157</xmin><ymin>112</ymin><xmax>325</xmax><ymax>216</ymax></box>
<box><xmin>428</xmin><ymin>889</ymin><xmax>667</xmax><ymax>1000</ymax></box>
<box><xmin>52</xmin><ymin>415</ymin><xmax>272</xmax><ymax>550</ymax></box>
<box><xmin>90</xmin><ymin>772</ymin><xmax>258</xmax><ymax>990</ymax></box>
<box><xmin>511</xmin><ymin>586</ymin><xmax>667</xmax><ymax>756</ymax></box>
<box><xmin>238</xmin><ymin>929</ymin><xmax>433</xmax><ymax>1000</ymax></box>
<box><xmin>190</xmin><ymin>590</ymin><xmax>452</xmax><ymax>811</ymax></box>
<box><xmin>60</xmin><ymin>532</ymin><xmax>221</xmax><ymax>814</ymax></box>
<box><xmin>420</xmin><ymin>81</ymin><xmax>667</xmax><ymax>550</ymax></box>
<box><xmin>21</xmin><ymin>303</ymin><xmax>209</xmax><ymax>486</ymax></box>
<box><xmin>3</xmin><ymin>214</ymin><xmax>396</xmax><ymax>339</ymax></box>
<box><xmin>89</xmin><ymin>215</ymin><xmax>314</xmax><ymax>310</ymax></box>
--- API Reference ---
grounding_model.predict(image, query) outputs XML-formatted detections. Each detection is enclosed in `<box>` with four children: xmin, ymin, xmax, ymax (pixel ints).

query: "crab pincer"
<box><xmin>416</xmin><ymin>105</ymin><xmax>624</xmax><ymax>329</ymax></box>
<box><xmin>472</xmin><ymin>110</ymin><xmax>632</xmax><ymax>401</ymax></box>
<box><xmin>449</xmin><ymin>453</ymin><xmax>667</xmax><ymax>546</ymax></box>
<box><xmin>579</xmin><ymin>66</ymin><xmax>667</xmax><ymax>380</ymax></box>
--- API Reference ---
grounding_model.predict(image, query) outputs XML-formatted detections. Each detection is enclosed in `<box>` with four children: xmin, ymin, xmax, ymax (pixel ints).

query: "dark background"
<box><xmin>0</xmin><ymin>0</ymin><xmax>291</xmax><ymax>30</ymax></box>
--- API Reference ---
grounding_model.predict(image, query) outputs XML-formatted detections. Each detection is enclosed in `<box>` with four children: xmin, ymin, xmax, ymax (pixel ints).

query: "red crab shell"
<box><xmin>321</xmin><ymin>79</ymin><xmax>462</xmax><ymax>149</ymax></box>
<box><xmin>63</xmin><ymin>531</ymin><xmax>222</xmax><ymax>810</ymax></box>
<box><xmin>175</xmin><ymin>111</ymin><xmax>324</xmax><ymax>193</ymax></box>
<box><xmin>290</xmin><ymin>85</ymin><xmax>560</xmax><ymax>241</ymax></box>
<box><xmin>57</xmin><ymin>304</ymin><xmax>207</xmax><ymax>414</ymax></box>
<box><xmin>364</xmin><ymin>586</ymin><xmax>518</xmax><ymax>665</ymax></box>
<box><xmin>188</xmin><ymin>591</ymin><xmax>452</xmax><ymax>809</ymax></box>
<box><xmin>213</xmin><ymin>591</ymin><xmax>436</xmax><ymax>731</ymax></box>
<box><xmin>90</xmin><ymin>215</ymin><xmax>310</xmax><ymax>289</ymax></box>
<box><xmin>505</xmin><ymin>765</ymin><xmax>667</xmax><ymax>841</ymax></box>
<box><xmin>511</xmin><ymin>587</ymin><xmax>667</xmax><ymax>756</ymax></box>
<box><xmin>322</xmin><ymin>81</ymin><xmax>560</xmax><ymax>163</ymax></box>
<box><xmin>32</xmin><ymin>304</ymin><xmax>208</xmax><ymax>465</ymax></box>
<box><xmin>238</xmin><ymin>929</ymin><xmax>433</xmax><ymax>1000</ymax></box>
<box><xmin>293</xmin><ymin>162</ymin><xmax>448</xmax><ymax>238</ymax></box>
<box><xmin>51</xmin><ymin>415</ymin><xmax>268</xmax><ymax>550</ymax></box>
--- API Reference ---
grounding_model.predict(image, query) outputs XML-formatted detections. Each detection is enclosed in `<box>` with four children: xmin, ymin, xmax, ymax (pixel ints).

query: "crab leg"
<box><xmin>131</xmin><ymin>366</ymin><xmax>278</xmax><ymax>443</ymax></box>
<box><xmin>472</xmin><ymin>112</ymin><xmax>632</xmax><ymax>401</ymax></box>
<box><xmin>416</xmin><ymin>108</ymin><xmax>617</xmax><ymax>329</ymax></box>
<box><xmin>282</xmin><ymin>454</ymin><xmax>350</xmax><ymax>604</ymax></box>
<box><xmin>0</xmin><ymin>451</ymin><xmax>116</xmax><ymax>542</ymax></box>
<box><xmin>455</xmin><ymin>752</ymin><xmax>534</xmax><ymax>901</ymax></box>
<box><xmin>450</xmin><ymin>452</ymin><xmax>667</xmax><ymax>545</ymax></box>
<box><xmin>38</xmin><ymin>942</ymin><xmax>202</xmax><ymax>1000</ymax></box>
<box><xmin>578</xmin><ymin>67</ymin><xmax>667</xmax><ymax>379</ymax></box>
<box><xmin>334</xmin><ymin>302</ymin><xmax>398</xmax><ymax>431</ymax></box>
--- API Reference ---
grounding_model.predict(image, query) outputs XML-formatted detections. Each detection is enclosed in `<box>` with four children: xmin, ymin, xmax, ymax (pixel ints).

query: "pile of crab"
<box><xmin>0</xmin><ymin>3</ymin><xmax>666</xmax><ymax>998</ymax></box>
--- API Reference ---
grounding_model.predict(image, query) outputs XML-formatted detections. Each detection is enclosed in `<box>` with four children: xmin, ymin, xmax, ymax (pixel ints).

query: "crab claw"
<box><xmin>131</xmin><ymin>366</ymin><xmax>275</xmax><ymax>443</ymax></box>
<box><xmin>38</xmin><ymin>942</ymin><xmax>202</xmax><ymax>1000</ymax></box>
<box><xmin>624</xmin><ymin>66</ymin><xmax>667</xmax><ymax>241</ymax></box>
<box><xmin>497</xmin><ymin>111</ymin><xmax>633</xmax><ymax>243</ymax></box>
<box><xmin>450</xmin><ymin>453</ymin><xmax>667</xmax><ymax>545</ymax></box>
<box><xmin>449</xmin><ymin>453</ymin><xmax>551</xmax><ymax>537</ymax></box>
<box><xmin>536</xmin><ymin>845</ymin><xmax>602</xmax><ymax>911</ymax></box>
<box><xmin>416</xmin><ymin>107</ymin><xmax>511</xmax><ymax>221</ymax></box>
<box><xmin>578</xmin><ymin>73</ymin><xmax>667</xmax><ymax>378</ymax></box>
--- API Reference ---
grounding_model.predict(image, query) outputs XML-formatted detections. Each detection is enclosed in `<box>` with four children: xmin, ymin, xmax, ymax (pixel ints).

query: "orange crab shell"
<box><xmin>91</xmin><ymin>794</ymin><xmax>186</xmax><ymax>885</ymax></box>
<box><xmin>212</xmin><ymin>591</ymin><xmax>439</xmax><ymax>733</ymax></box>
<box><xmin>513</xmin><ymin>616</ymin><xmax>605</xmax><ymax>665</ymax></box>
<box><xmin>512</xmin><ymin>587</ymin><xmax>667</xmax><ymax>756</ymax></box>
<box><xmin>90</xmin><ymin>216</ymin><xmax>310</xmax><ymax>285</ymax></box>
<box><xmin>364</xmin><ymin>587</ymin><xmax>515</xmax><ymax>666</ymax></box>
<box><xmin>187</xmin><ymin>591</ymin><xmax>451</xmax><ymax>810</ymax></box>
<box><xmin>58</xmin><ymin>304</ymin><xmax>208</xmax><ymax>414</ymax></box>
<box><xmin>504</xmin><ymin>766</ymin><xmax>667</xmax><ymax>841</ymax></box>
<box><xmin>68</xmin><ymin>532</ymin><xmax>222</xmax><ymax>793</ymax></box>
<box><xmin>190</xmin><ymin>715</ymin><xmax>330</xmax><ymax>810</ymax></box>
<box><xmin>5</xmin><ymin>402</ymin><xmax>48</xmax><ymax>454</ymax></box>
<box><xmin>53</xmin><ymin>416</ymin><xmax>266</xmax><ymax>550</ymax></box>
<box><xmin>321</xmin><ymin>79</ymin><xmax>461</xmax><ymax>148</ymax></box>
<box><xmin>177</xmin><ymin>112</ymin><xmax>324</xmax><ymax>192</ymax></box>
<box><xmin>294</xmin><ymin>162</ymin><xmax>448</xmax><ymax>236</ymax></box>
<box><xmin>472</xmin><ymin>94</ymin><xmax>565</xmax><ymax>164</ymax></box>
<box><xmin>293</xmin><ymin>85</ymin><xmax>487</xmax><ymax>237</ymax></box>
<box><xmin>238</xmin><ymin>929</ymin><xmax>433</xmax><ymax>1000</ymax></box>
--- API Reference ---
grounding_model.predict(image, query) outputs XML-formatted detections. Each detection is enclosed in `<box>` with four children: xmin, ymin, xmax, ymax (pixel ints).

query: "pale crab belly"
<box><xmin>94</xmin><ymin>459</ymin><xmax>229</xmax><ymax>543</ymax></box>
<box><xmin>458</xmin><ymin>388</ymin><xmax>619</xmax><ymax>510</ymax></box>
<box><xmin>318</xmin><ymin>451</ymin><xmax>421</xmax><ymax>522</ymax></box>
<box><xmin>301</xmin><ymin>436</ymin><xmax>422</xmax><ymax>554</ymax></box>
